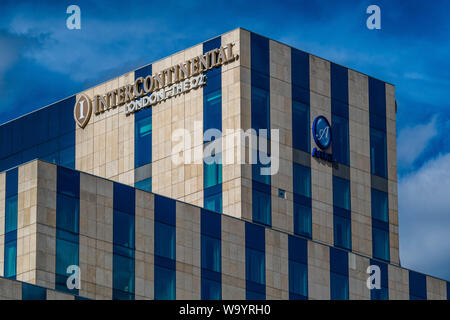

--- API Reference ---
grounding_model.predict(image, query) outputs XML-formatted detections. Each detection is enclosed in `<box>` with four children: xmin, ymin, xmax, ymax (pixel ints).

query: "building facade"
<box><xmin>0</xmin><ymin>28</ymin><xmax>448</xmax><ymax>300</ymax></box>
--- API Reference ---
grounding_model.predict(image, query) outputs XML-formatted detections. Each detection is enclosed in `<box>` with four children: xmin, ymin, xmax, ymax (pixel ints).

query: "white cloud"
<box><xmin>399</xmin><ymin>153</ymin><xmax>450</xmax><ymax>281</ymax></box>
<box><xmin>397</xmin><ymin>116</ymin><xmax>438</xmax><ymax>169</ymax></box>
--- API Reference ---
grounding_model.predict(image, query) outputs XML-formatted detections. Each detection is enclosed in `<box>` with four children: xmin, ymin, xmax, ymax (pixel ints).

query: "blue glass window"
<box><xmin>154</xmin><ymin>265</ymin><xmax>175</xmax><ymax>300</ymax></box>
<box><xmin>4</xmin><ymin>168</ymin><xmax>18</xmax><ymax>279</ymax></box>
<box><xmin>252</xmin><ymin>185</ymin><xmax>271</xmax><ymax>227</ymax></box>
<box><xmin>204</xmin><ymin>191</ymin><xmax>222</xmax><ymax>213</ymax></box>
<box><xmin>201</xmin><ymin>209</ymin><xmax>221</xmax><ymax>300</ymax></box>
<box><xmin>333</xmin><ymin>176</ymin><xmax>350</xmax><ymax>211</ymax></box>
<box><xmin>293</xmin><ymin>163</ymin><xmax>311</xmax><ymax>198</ymax></box>
<box><xmin>204</xmin><ymin>154</ymin><xmax>222</xmax><ymax>189</ymax></box>
<box><xmin>372</xmin><ymin>188</ymin><xmax>388</xmax><ymax>223</ymax></box>
<box><xmin>155</xmin><ymin>221</ymin><xmax>175</xmax><ymax>260</ymax></box>
<box><xmin>251</xmin><ymin>33</ymin><xmax>269</xmax><ymax>76</ymax></box>
<box><xmin>332</xmin><ymin>115</ymin><xmax>349</xmax><ymax>165</ymax></box>
<box><xmin>334</xmin><ymin>211</ymin><xmax>351</xmax><ymax>251</ymax></box>
<box><xmin>292</xmin><ymin>101</ymin><xmax>310</xmax><ymax>152</ymax></box>
<box><xmin>22</xmin><ymin>283</ymin><xmax>47</xmax><ymax>300</ymax></box>
<box><xmin>330</xmin><ymin>248</ymin><xmax>349</xmax><ymax>300</ymax></box>
<box><xmin>251</xmin><ymin>86</ymin><xmax>270</xmax><ymax>134</ymax></box>
<box><xmin>372</xmin><ymin>224</ymin><xmax>390</xmax><ymax>262</ymax></box>
<box><xmin>55</xmin><ymin>167</ymin><xmax>80</xmax><ymax>294</ymax></box>
<box><xmin>409</xmin><ymin>271</ymin><xmax>427</xmax><ymax>300</ymax></box>
<box><xmin>288</xmin><ymin>236</ymin><xmax>308</xmax><ymax>300</ymax></box>
<box><xmin>0</xmin><ymin>97</ymin><xmax>76</xmax><ymax>172</ymax></box>
<box><xmin>135</xmin><ymin>177</ymin><xmax>151</xmax><ymax>192</ymax></box>
<box><xmin>154</xmin><ymin>195</ymin><xmax>176</xmax><ymax>300</ymax></box>
<box><xmin>245</xmin><ymin>222</ymin><xmax>265</xmax><ymax>300</ymax></box>
<box><xmin>134</xmin><ymin>108</ymin><xmax>152</xmax><ymax>168</ymax></box>
<box><xmin>112</xmin><ymin>183</ymin><xmax>135</xmax><ymax>300</ymax></box>
<box><xmin>370</xmin><ymin>128</ymin><xmax>388</xmax><ymax>178</ymax></box>
<box><xmin>204</xmin><ymin>90</ymin><xmax>222</xmax><ymax>134</ymax></box>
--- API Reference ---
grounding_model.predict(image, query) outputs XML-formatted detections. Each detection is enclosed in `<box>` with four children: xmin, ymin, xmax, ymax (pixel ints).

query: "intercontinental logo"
<box><xmin>74</xmin><ymin>43</ymin><xmax>238</xmax><ymax>128</ymax></box>
<box><xmin>73</xmin><ymin>93</ymin><xmax>92</xmax><ymax>129</ymax></box>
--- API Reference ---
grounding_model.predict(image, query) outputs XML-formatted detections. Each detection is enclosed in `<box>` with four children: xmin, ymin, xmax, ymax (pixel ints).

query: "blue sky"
<box><xmin>0</xmin><ymin>0</ymin><xmax>449</xmax><ymax>281</ymax></box>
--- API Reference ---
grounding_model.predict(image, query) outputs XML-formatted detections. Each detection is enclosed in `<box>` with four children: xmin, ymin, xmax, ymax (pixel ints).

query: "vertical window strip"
<box><xmin>368</xmin><ymin>77</ymin><xmax>390</xmax><ymax>263</ymax></box>
<box><xmin>330</xmin><ymin>247</ymin><xmax>349</xmax><ymax>300</ymax></box>
<box><xmin>55</xmin><ymin>166</ymin><xmax>80</xmax><ymax>295</ymax></box>
<box><xmin>288</xmin><ymin>235</ymin><xmax>308</xmax><ymax>300</ymax></box>
<box><xmin>251</xmin><ymin>33</ymin><xmax>271</xmax><ymax>227</ymax></box>
<box><xmin>245</xmin><ymin>222</ymin><xmax>266</xmax><ymax>300</ymax></box>
<box><xmin>203</xmin><ymin>36</ymin><xmax>223</xmax><ymax>213</ymax></box>
<box><xmin>134</xmin><ymin>64</ymin><xmax>152</xmax><ymax>190</ymax></box>
<box><xmin>112</xmin><ymin>183</ymin><xmax>135</xmax><ymax>300</ymax></box>
<box><xmin>332</xmin><ymin>176</ymin><xmax>351</xmax><ymax>251</ymax></box>
<box><xmin>293</xmin><ymin>163</ymin><xmax>312</xmax><ymax>238</ymax></box>
<box><xmin>154</xmin><ymin>194</ymin><xmax>176</xmax><ymax>300</ymax></box>
<box><xmin>4</xmin><ymin>167</ymin><xmax>18</xmax><ymax>279</ymax></box>
<box><xmin>201</xmin><ymin>209</ymin><xmax>222</xmax><ymax>300</ymax></box>
<box><xmin>409</xmin><ymin>271</ymin><xmax>427</xmax><ymax>300</ymax></box>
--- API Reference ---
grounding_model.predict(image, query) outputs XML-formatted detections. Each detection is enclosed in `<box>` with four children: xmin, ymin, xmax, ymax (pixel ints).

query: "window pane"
<box><xmin>333</xmin><ymin>176</ymin><xmax>350</xmax><ymax>211</ymax></box>
<box><xmin>370</xmin><ymin>128</ymin><xmax>387</xmax><ymax>178</ymax></box>
<box><xmin>334</xmin><ymin>215</ymin><xmax>351</xmax><ymax>250</ymax></box>
<box><xmin>113</xmin><ymin>210</ymin><xmax>135</xmax><ymax>249</ymax></box>
<box><xmin>332</xmin><ymin>115</ymin><xmax>349</xmax><ymax>165</ymax></box>
<box><xmin>330</xmin><ymin>272</ymin><xmax>349</xmax><ymax>300</ymax></box>
<box><xmin>373</xmin><ymin>228</ymin><xmax>390</xmax><ymax>261</ymax></box>
<box><xmin>252</xmin><ymin>189</ymin><xmax>271</xmax><ymax>226</ymax></box>
<box><xmin>201</xmin><ymin>278</ymin><xmax>221</xmax><ymax>300</ymax></box>
<box><xmin>293</xmin><ymin>163</ymin><xmax>311</xmax><ymax>197</ymax></box>
<box><xmin>371</xmin><ymin>188</ymin><xmax>388</xmax><ymax>222</ymax></box>
<box><xmin>135</xmin><ymin>111</ymin><xmax>152</xmax><ymax>168</ymax></box>
<box><xmin>251</xmin><ymin>86</ymin><xmax>270</xmax><ymax>132</ymax></box>
<box><xmin>246</xmin><ymin>248</ymin><xmax>265</xmax><ymax>285</ymax></box>
<box><xmin>204</xmin><ymin>192</ymin><xmax>222</xmax><ymax>213</ymax></box>
<box><xmin>56</xmin><ymin>193</ymin><xmax>79</xmax><ymax>234</ymax></box>
<box><xmin>4</xmin><ymin>241</ymin><xmax>17</xmax><ymax>278</ymax></box>
<box><xmin>22</xmin><ymin>283</ymin><xmax>47</xmax><ymax>300</ymax></box>
<box><xmin>113</xmin><ymin>254</ymin><xmax>135</xmax><ymax>294</ymax></box>
<box><xmin>5</xmin><ymin>195</ymin><xmax>18</xmax><ymax>233</ymax></box>
<box><xmin>201</xmin><ymin>235</ymin><xmax>221</xmax><ymax>273</ymax></box>
<box><xmin>289</xmin><ymin>261</ymin><xmax>308</xmax><ymax>297</ymax></box>
<box><xmin>292</xmin><ymin>100</ymin><xmax>310</xmax><ymax>151</ymax></box>
<box><xmin>155</xmin><ymin>221</ymin><xmax>175</xmax><ymax>260</ymax></box>
<box><xmin>294</xmin><ymin>202</ymin><xmax>311</xmax><ymax>238</ymax></box>
<box><xmin>204</xmin><ymin>159</ymin><xmax>222</xmax><ymax>188</ymax></box>
<box><xmin>154</xmin><ymin>265</ymin><xmax>175</xmax><ymax>300</ymax></box>
<box><xmin>55</xmin><ymin>238</ymin><xmax>79</xmax><ymax>276</ymax></box>
<box><xmin>135</xmin><ymin>178</ymin><xmax>152</xmax><ymax>192</ymax></box>
<box><xmin>204</xmin><ymin>90</ymin><xmax>222</xmax><ymax>133</ymax></box>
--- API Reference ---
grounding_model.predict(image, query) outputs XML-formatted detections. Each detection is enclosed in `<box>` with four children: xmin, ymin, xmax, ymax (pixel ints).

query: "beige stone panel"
<box><xmin>348</xmin><ymin>70</ymin><xmax>369</xmax><ymax>110</ymax></box>
<box><xmin>308</xmin><ymin>241</ymin><xmax>330</xmax><ymax>300</ymax></box>
<box><xmin>46</xmin><ymin>290</ymin><xmax>75</xmax><ymax>300</ymax></box>
<box><xmin>310</xmin><ymin>55</ymin><xmax>330</xmax><ymax>98</ymax></box>
<box><xmin>175</xmin><ymin>202</ymin><xmax>201</xmax><ymax>299</ymax></box>
<box><xmin>426</xmin><ymin>276</ymin><xmax>447</xmax><ymax>300</ymax></box>
<box><xmin>269</xmin><ymin>40</ymin><xmax>291</xmax><ymax>84</ymax></box>
<box><xmin>0</xmin><ymin>172</ymin><xmax>5</xmax><ymax>277</ymax></box>
<box><xmin>348</xmin><ymin>253</ymin><xmax>370</xmax><ymax>300</ymax></box>
<box><xmin>222</xmin><ymin>31</ymin><xmax>244</xmax><ymax>218</ymax></box>
<box><xmin>265</xmin><ymin>229</ymin><xmax>289</xmax><ymax>300</ymax></box>
<box><xmin>79</xmin><ymin>174</ymin><xmax>113</xmax><ymax>299</ymax></box>
<box><xmin>388</xmin><ymin>264</ymin><xmax>409</xmax><ymax>299</ymax></box>
<box><xmin>135</xmin><ymin>190</ymin><xmax>154</xmax><ymax>299</ymax></box>
<box><xmin>269</xmin><ymin>45</ymin><xmax>293</xmax><ymax>232</ymax></box>
<box><xmin>221</xmin><ymin>215</ymin><xmax>245</xmax><ymax>299</ymax></box>
<box><xmin>0</xmin><ymin>277</ymin><xmax>22</xmax><ymax>299</ymax></box>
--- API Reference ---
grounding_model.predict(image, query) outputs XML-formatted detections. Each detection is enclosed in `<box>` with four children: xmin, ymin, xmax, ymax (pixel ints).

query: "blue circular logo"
<box><xmin>312</xmin><ymin>116</ymin><xmax>332</xmax><ymax>150</ymax></box>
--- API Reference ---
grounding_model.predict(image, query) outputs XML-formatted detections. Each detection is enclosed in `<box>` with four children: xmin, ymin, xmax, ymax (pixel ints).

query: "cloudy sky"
<box><xmin>0</xmin><ymin>0</ymin><xmax>449</xmax><ymax>281</ymax></box>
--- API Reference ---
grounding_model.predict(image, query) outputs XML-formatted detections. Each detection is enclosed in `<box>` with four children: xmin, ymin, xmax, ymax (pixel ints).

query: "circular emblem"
<box><xmin>74</xmin><ymin>94</ymin><xmax>92</xmax><ymax>128</ymax></box>
<box><xmin>312</xmin><ymin>116</ymin><xmax>332</xmax><ymax>150</ymax></box>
